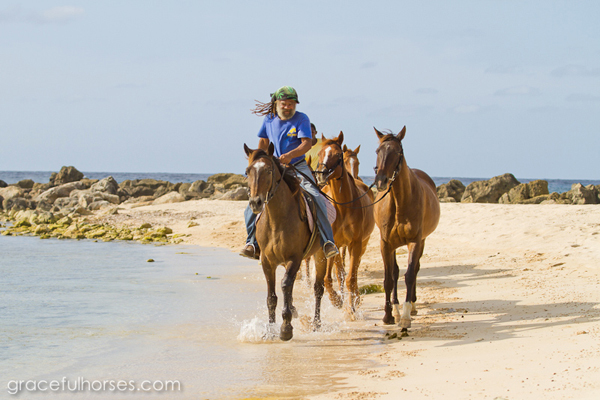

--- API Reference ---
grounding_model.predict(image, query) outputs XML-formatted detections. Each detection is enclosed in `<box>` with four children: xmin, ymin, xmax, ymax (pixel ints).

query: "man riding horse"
<box><xmin>240</xmin><ymin>86</ymin><xmax>340</xmax><ymax>260</ymax></box>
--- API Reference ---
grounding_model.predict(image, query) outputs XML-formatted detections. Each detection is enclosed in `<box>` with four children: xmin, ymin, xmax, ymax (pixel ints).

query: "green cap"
<box><xmin>271</xmin><ymin>86</ymin><xmax>299</xmax><ymax>103</ymax></box>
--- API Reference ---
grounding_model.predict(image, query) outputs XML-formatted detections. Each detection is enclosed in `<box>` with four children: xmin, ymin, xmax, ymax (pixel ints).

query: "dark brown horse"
<box><xmin>373</xmin><ymin>126</ymin><xmax>440</xmax><ymax>330</ymax></box>
<box><xmin>315</xmin><ymin>132</ymin><xmax>375</xmax><ymax>315</ymax></box>
<box><xmin>244</xmin><ymin>143</ymin><xmax>328</xmax><ymax>341</ymax></box>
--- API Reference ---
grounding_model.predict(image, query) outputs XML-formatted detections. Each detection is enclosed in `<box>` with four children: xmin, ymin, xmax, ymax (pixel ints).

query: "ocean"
<box><xmin>1</xmin><ymin>171</ymin><xmax>599</xmax><ymax>194</ymax></box>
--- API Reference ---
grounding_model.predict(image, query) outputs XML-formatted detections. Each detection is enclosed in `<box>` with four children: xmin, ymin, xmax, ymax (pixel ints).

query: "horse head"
<box><xmin>244</xmin><ymin>142</ymin><xmax>278</xmax><ymax>214</ymax></box>
<box><xmin>343</xmin><ymin>144</ymin><xmax>361</xmax><ymax>180</ymax></box>
<box><xmin>315</xmin><ymin>131</ymin><xmax>345</xmax><ymax>186</ymax></box>
<box><xmin>373</xmin><ymin>126</ymin><xmax>406</xmax><ymax>191</ymax></box>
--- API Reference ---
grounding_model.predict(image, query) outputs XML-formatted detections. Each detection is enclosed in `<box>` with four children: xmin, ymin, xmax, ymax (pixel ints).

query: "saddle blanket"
<box><xmin>304</xmin><ymin>193</ymin><xmax>336</xmax><ymax>233</ymax></box>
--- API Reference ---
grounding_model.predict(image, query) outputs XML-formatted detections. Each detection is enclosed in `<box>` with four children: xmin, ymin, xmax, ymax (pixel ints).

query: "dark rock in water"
<box><xmin>17</xmin><ymin>179</ymin><xmax>35</xmax><ymax>189</ymax></box>
<box><xmin>437</xmin><ymin>179</ymin><xmax>465</xmax><ymax>203</ymax></box>
<box><xmin>0</xmin><ymin>180</ymin><xmax>7</xmax><ymax>188</ymax></box>
<box><xmin>461</xmin><ymin>173</ymin><xmax>520</xmax><ymax>203</ymax></box>
<box><xmin>50</xmin><ymin>166</ymin><xmax>84</xmax><ymax>186</ymax></box>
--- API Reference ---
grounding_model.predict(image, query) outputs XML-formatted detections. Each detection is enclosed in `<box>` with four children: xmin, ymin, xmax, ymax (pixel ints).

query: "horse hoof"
<box><xmin>382</xmin><ymin>314</ymin><xmax>396</xmax><ymax>325</ymax></box>
<box><xmin>280</xmin><ymin>325</ymin><xmax>293</xmax><ymax>341</ymax></box>
<box><xmin>401</xmin><ymin>327</ymin><xmax>408</xmax><ymax>333</ymax></box>
<box><xmin>400</xmin><ymin>318</ymin><xmax>411</xmax><ymax>329</ymax></box>
<box><xmin>313</xmin><ymin>320</ymin><xmax>322</xmax><ymax>332</ymax></box>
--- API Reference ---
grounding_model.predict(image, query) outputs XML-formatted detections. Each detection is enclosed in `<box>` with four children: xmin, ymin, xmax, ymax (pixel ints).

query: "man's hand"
<box><xmin>279</xmin><ymin>153</ymin><xmax>293</xmax><ymax>165</ymax></box>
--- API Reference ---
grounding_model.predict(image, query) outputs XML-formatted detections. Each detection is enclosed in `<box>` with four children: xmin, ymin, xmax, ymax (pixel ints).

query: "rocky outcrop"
<box><xmin>34</xmin><ymin>181</ymin><xmax>87</xmax><ymax>204</ymax></box>
<box><xmin>16</xmin><ymin>179</ymin><xmax>35</xmax><ymax>189</ymax></box>
<box><xmin>498</xmin><ymin>180</ymin><xmax>549</xmax><ymax>204</ymax></box>
<box><xmin>437</xmin><ymin>179</ymin><xmax>465</xmax><ymax>203</ymax></box>
<box><xmin>119</xmin><ymin>179</ymin><xmax>175</xmax><ymax>198</ymax></box>
<box><xmin>461</xmin><ymin>173</ymin><xmax>520</xmax><ymax>203</ymax></box>
<box><xmin>91</xmin><ymin>176</ymin><xmax>119</xmax><ymax>195</ymax></box>
<box><xmin>153</xmin><ymin>191</ymin><xmax>185</xmax><ymax>205</ymax></box>
<box><xmin>219</xmin><ymin>187</ymin><xmax>249</xmax><ymax>201</ymax></box>
<box><xmin>563</xmin><ymin>183</ymin><xmax>598</xmax><ymax>205</ymax></box>
<box><xmin>49</xmin><ymin>166</ymin><xmax>84</xmax><ymax>186</ymax></box>
<box><xmin>0</xmin><ymin>180</ymin><xmax>7</xmax><ymax>188</ymax></box>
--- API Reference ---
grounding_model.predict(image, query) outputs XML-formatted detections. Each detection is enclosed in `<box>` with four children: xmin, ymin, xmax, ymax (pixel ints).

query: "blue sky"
<box><xmin>1</xmin><ymin>1</ymin><xmax>599</xmax><ymax>179</ymax></box>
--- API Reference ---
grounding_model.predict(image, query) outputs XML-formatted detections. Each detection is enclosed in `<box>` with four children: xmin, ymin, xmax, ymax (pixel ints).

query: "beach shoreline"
<box><xmin>3</xmin><ymin>200</ymin><xmax>600</xmax><ymax>399</ymax></box>
<box><xmin>86</xmin><ymin>201</ymin><xmax>600</xmax><ymax>399</ymax></box>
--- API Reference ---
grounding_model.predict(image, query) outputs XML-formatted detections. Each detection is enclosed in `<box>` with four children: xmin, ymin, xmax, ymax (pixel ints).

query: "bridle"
<box><xmin>246</xmin><ymin>155</ymin><xmax>285</xmax><ymax>207</ymax></box>
<box><xmin>374</xmin><ymin>137</ymin><xmax>404</xmax><ymax>188</ymax></box>
<box><xmin>314</xmin><ymin>148</ymin><xmax>344</xmax><ymax>183</ymax></box>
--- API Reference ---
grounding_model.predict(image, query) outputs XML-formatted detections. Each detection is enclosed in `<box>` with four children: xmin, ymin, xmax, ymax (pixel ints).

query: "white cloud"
<box><xmin>485</xmin><ymin>65</ymin><xmax>524</xmax><ymax>75</ymax></box>
<box><xmin>0</xmin><ymin>6</ymin><xmax>84</xmax><ymax>24</ymax></box>
<box><xmin>451</xmin><ymin>105</ymin><xmax>480</xmax><ymax>114</ymax></box>
<box><xmin>551</xmin><ymin>64</ymin><xmax>600</xmax><ymax>78</ymax></box>
<box><xmin>494</xmin><ymin>86</ymin><xmax>540</xmax><ymax>96</ymax></box>
<box><xmin>37</xmin><ymin>6</ymin><xmax>84</xmax><ymax>24</ymax></box>
<box><xmin>566</xmin><ymin>93</ymin><xmax>600</xmax><ymax>102</ymax></box>
<box><xmin>415</xmin><ymin>87</ymin><xmax>438</xmax><ymax>95</ymax></box>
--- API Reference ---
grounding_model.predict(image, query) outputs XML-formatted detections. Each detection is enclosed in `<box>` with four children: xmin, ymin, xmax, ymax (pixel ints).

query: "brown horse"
<box><xmin>342</xmin><ymin>144</ymin><xmax>362</xmax><ymax>181</ymax></box>
<box><xmin>315</xmin><ymin>132</ymin><xmax>375</xmax><ymax>314</ymax></box>
<box><xmin>244</xmin><ymin>143</ymin><xmax>328</xmax><ymax>341</ymax></box>
<box><xmin>373</xmin><ymin>126</ymin><xmax>440</xmax><ymax>330</ymax></box>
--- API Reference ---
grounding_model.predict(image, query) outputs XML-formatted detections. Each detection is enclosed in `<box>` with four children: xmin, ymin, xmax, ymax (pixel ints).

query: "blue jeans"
<box><xmin>245</xmin><ymin>159</ymin><xmax>335</xmax><ymax>248</ymax></box>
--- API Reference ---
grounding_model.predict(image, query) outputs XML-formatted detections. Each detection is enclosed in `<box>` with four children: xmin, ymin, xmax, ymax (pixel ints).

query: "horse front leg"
<box><xmin>400</xmin><ymin>240</ymin><xmax>424</xmax><ymax>331</ymax></box>
<box><xmin>381</xmin><ymin>241</ymin><xmax>397</xmax><ymax>325</ymax></box>
<box><xmin>345</xmin><ymin>242</ymin><xmax>363</xmax><ymax>316</ymax></box>
<box><xmin>312</xmin><ymin>250</ymin><xmax>327</xmax><ymax>330</ymax></box>
<box><xmin>324</xmin><ymin>257</ymin><xmax>343</xmax><ymax>308</ymax></box>
<box><xmin>280</xmin><ymin>259</ymin><xmax>301</xmax><ymax>341</ymax></box>
<box><xmin>261</xmin><ymin>259</ymin><xmax>277</xmax><ymax>324</ymax></box>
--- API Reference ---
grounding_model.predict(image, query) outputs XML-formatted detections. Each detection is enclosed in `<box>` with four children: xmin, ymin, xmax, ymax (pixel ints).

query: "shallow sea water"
<box><xmin>0</xmin><ymin>236</ymin><xmax>385</xmax><ymax>399</ymax></box>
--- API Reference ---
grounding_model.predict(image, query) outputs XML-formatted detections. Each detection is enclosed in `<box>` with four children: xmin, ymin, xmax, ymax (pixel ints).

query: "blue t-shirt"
<box><xmin>257</xmin><ymin>111</ymin><xmax>312</xmax><ymax>165</ymax></box>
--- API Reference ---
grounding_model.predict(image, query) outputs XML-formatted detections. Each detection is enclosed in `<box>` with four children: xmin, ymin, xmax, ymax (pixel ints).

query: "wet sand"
<box><xmin>92</xmin><ymin>200</ymin><xmax>600</xmax><ymax>399</ymax></box>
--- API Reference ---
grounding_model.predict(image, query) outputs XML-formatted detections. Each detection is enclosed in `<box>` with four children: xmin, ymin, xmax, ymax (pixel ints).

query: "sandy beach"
<box><xmin>91</xmin><ymin>200</ymin><xmax>600</xmax><ymax>399</ymax></box>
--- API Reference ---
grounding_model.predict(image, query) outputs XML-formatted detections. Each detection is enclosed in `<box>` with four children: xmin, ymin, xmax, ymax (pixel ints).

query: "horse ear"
<box><xmin>354</xmin><ymin>145</ymin><xmax>361</xmax><ymax>154</ymax></box>
<box><xmin>397</xmin><ymin>126</ymin><xmax>407</xmax><ymax>141</ymax></box>
<box><xmin>337</xmin><ymin>131</ymin><xmax>344</xmax><ymax>145</ymax></box>
<box><xmin>267</xmin><ymin>142</ymin><xmax>275</xmax><ymax>156</ymax></box>
<box><xmin>244</xmin><ymin>143</ymin><xmax>253</xmax><ymax>158</ymax></box>
<box><xmin>374</xmin><ymin>127</ymin><xmax>384</xmax><ymax>140</ymax></box>
<box><xmin>320</xmin><ymin>133</ymin><xmax>325</xmax><ymax>141</ymax></box>
<box><xmin>342</xmin><ymin>144</ymin><xmax>348</xmax><ymax>152</ymax></box>
<box><xmin>306</xmin><ymin>154</ymin><xmax>312</xmax><ymax>167</ymax></box>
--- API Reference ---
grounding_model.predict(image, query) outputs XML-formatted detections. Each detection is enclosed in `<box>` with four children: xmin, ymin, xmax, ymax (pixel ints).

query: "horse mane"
<box><xmin>378</xmin><ymin>130</ymin><xmax>400</xmax><ymax>144</ymax></box>
<box><xmin>248</xmin><ymin>149</ymin><xmax>302</xmax><ymax>197</ymax></box>
<box><xmin>321</xmin><ymin>138</ymin><xmax>343</xmax><ymax>149</ymax></box>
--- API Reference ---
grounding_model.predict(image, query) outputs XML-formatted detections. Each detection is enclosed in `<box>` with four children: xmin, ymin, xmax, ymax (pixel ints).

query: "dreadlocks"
<box><xmin>251</xmin><ymin>98</ymin><xmax>276</xmax><ymax>117</ymax></box>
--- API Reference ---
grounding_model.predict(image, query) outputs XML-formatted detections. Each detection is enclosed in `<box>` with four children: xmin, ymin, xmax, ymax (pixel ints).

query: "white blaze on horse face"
<box><xmin>250</xmin><ymin>160</ymin><xmax>267</xmax><ymax>196</ymax></box>
<box><xmin>253</xmin><ymin>160</ymin><xmax>267</xmax><ymax>173</ymax></box>
<box><xmin>349</xmin><ymin>158</ymin><xmax>357</xmax><ymax>177</ymax></box>
<box><xmin>323</xmin><ymin>146</ymin><xmax>333</xmax><ymax>166</ymax></box>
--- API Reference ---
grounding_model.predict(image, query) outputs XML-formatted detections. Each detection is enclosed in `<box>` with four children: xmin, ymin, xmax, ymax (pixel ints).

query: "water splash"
<box><xmin>237</xmin><ymin>317</ymin><xmax>280</xmax><ymax>343</ymax></box>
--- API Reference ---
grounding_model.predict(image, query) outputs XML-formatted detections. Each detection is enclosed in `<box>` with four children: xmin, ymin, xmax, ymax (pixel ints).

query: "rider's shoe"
<box><xmin>323</xmin><ymin>241</ymin><xmax>339</xmax><ymax>259</ymax></box>
<box><xmin>239</xmin><ymin>243</ymin><xmax>260</xmax><ymax>260</ymax></box>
